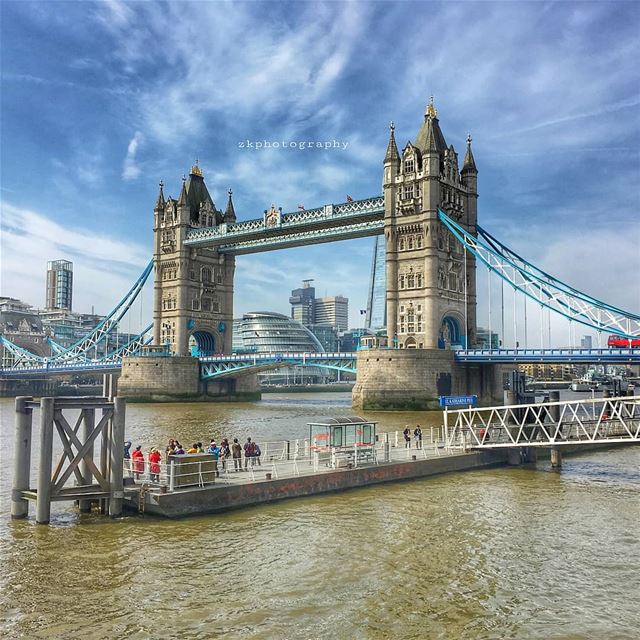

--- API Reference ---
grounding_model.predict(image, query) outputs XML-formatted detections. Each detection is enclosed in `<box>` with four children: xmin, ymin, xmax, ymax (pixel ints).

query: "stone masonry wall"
<box><xmin>352</xmin><ymin>349</ymin><xmax>507</xmax><ymax>410</ymax></box>
<box><xmin>118</xmin><ymin>356</ymin><xmax>200</xmax><ymax>400</ymax></box>
<box><xmin>352</xmin><ymin>348</ymin><xmax>462</xmax><ymax>410</ymax></box>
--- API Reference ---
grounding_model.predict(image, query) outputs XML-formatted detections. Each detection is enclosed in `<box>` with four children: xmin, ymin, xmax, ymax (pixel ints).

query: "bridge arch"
<box><xmin>439</xmin><ymin>314</ymin><xmax>463</xmax><ymax>348</ymax></box>
<box><xmin>189</xmin><ymin>330</ymin><xmax>218</xmax><ymax>357</ymax></box>
<box><xmin>404</xmin><ymin>336</ymin><xmax>417</xmax><ymax>349</ymax></box>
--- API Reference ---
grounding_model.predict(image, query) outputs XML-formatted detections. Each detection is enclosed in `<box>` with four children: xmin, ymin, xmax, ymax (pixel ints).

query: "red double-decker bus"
<box><xmin>607</xmin><ymin>335</ymin><xmax>640</xmax><ymax>348</ymax></box>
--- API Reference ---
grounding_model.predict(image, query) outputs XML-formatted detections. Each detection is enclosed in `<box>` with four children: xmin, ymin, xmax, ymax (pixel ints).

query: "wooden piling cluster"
<box><xmin>11</xmin><ymin>395</ymin><xmax>126</xmax><ymax>524</ymax></box>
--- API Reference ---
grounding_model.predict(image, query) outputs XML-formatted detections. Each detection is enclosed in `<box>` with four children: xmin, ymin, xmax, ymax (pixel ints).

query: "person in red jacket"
<box><xmin>132</xmin><ymin>445</ymin><xmax>145</xmax><ymax>480</ymax></box>
<box><xmin>149</xmin><ymin>448</ymin><xmax>162</xmax><ymax>483</ymax></box>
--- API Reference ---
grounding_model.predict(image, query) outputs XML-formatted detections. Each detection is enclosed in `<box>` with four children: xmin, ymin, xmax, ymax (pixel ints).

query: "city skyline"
<box><xmin>1</xmin><ymin>1</ymin><xmax>639</xmax><ymax>330</ymax></box>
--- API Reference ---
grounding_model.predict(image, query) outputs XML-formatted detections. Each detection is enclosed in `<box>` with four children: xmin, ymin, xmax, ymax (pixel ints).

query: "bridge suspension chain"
<box><xmin>439</xmin><ymin>210</ymin><xmax>640</xmax><ymax>338</ymax></box>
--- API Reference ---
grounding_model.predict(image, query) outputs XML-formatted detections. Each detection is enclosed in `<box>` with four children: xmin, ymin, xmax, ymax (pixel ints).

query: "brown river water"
<box><xmin>1</xmin><ymin>393</ymin><xmax>639</xmax><ymax>639</ymax></box>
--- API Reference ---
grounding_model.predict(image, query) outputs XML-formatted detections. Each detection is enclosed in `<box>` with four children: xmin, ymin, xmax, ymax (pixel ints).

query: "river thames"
<box><xmin>1</xmin><ymin>393</ymin><xmax>639</xmax><ymax>639</ymax></box>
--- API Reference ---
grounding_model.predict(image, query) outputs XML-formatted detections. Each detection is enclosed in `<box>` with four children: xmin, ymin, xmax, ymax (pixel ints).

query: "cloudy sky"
<box><xmin>1</xmin><ymin>0</ymin><xmax>639</xmax><ymax>340</ymax></box>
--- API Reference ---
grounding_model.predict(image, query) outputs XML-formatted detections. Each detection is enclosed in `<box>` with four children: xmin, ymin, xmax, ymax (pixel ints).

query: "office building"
<box><xmin>46</xmin><ymin>259</ymin><xmax>73</xmax><ymax>310</ymax></box>
<box><xmin>314</xmin><ymin>295</ymin><xmax>349</xmax><ymax>331</ymax></box>
<box><xmin>580</xmin><ymin>335</ymin><xmax>593</xmax><ymax>350</ymax></box>
<box><xmin>365</xmin><ymin>236</ymin><xmax>386</xmax><ymax>331</ymax></box>
<box><xmin>289</xmin><ymin>280</ymin><xmax>315</xmax><ymax>326</ymax></box>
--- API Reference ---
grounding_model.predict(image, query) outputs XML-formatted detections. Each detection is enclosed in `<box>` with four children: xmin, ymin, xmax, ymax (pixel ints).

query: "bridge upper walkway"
<box><xmin>184</xmin><ymin>196</ymin><xmax>384</xmax><ymax>254</ymax></box>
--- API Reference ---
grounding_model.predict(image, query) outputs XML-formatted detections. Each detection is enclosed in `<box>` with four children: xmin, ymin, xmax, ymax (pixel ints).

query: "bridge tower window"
<box><xmin>202</xmin><ymin>268</ymin><xmax>212</xmax><ymax>283</ymax></box>
<box><xmin>404</xmin><ymin>158</ymin><xmax>414</xmax><ymax>173</ymax></box>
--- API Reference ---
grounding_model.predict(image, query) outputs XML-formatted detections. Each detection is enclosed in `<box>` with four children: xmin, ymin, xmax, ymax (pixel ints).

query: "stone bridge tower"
<box><xmin>383</xmin><ymin>98</ymin><xmax>478</xmax><ymax>350</ymax></box>
<box><xmin>152</xmin><ymin>163</ymin><xmax>236</xmax><ymax>356</ymax></box>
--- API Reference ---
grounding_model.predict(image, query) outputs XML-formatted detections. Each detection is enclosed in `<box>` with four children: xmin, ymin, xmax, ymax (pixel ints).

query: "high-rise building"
<box><xmin>314</xmin><ymin>296</ymin><xmax>349</xmax><ymax>331</ymax></box>
<box><xmin>46</xmin><ymin>259</ymin><xmax>73</xmax><ymax>310</ymax></box>
<box><xmin>365</xmin><ymin>236</ymin><xmax>386</xmax><ymax>331</ymax></box>
<box><xmin>289</xmin><ymin>279</ymin><xmax>315</xmax><ymax>325</ymax></box>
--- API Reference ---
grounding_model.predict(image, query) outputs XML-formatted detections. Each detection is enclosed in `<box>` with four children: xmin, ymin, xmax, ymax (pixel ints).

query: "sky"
<box><xmin>1</xmin><ymin>0</ymin><xmax>639</xmax><ymax>341</ymax></box>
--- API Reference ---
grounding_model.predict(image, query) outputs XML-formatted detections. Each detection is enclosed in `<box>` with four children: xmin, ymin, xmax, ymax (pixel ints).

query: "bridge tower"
<box><xmin>152</xmin><ymin>163</ymin><xmax>236</xmax><ymax>356</ymax></box>
<box><xmin>383</xmin><ymin>98</ymin><xmax>478</xmax><ymax>350</ymax></box>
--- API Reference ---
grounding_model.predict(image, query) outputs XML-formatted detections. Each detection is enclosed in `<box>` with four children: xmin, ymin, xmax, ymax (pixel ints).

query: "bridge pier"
<box><xmin>550</xmin><ymin>447</ymin><xmax>562</xmax><ymax>469</ymax></box>
<box><xmin>118</xmin><ymin>356</ymin><xmax>260</xmax><ymax>402</ymax></box>
<box><xmin>352</xmin><ymin>349</ymin><xmax>505</xmax><ymax>410</ymax></box>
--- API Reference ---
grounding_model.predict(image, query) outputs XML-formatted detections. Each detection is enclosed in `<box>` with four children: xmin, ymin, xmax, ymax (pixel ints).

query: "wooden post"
<box><xmin>36</xmin><ymin>397</ymin><xmax>55</xmax><ymax>524</ymax></box>
<box><xmin>78</xmin><ymin>408</ymin><xmax>95</xmax><ymax>513</ymax></box>
<box><xmin>11</xmin><ymin>396</ymin><xmax>33</xmax><ymax>519</ymax></box>
<box><xmin>109</xmin><ymin>397</ymin><xmax>126</xmax><ymax>517</ymax></box>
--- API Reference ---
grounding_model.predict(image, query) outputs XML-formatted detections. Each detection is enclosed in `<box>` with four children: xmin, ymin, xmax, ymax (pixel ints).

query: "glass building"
<box><xmin>232</xmin><ymin>312</ymin><xmax>328</xmax><ymax>384</ymax></box>
<box><xmin>365</xmin><ymin>236</ymin><xmax>386</xmax><ymax>331</ymax></box>
<box><xmin>46</xmin><ymin>259</ymin><xmax>73</xmax><ymax>310</ymax></box>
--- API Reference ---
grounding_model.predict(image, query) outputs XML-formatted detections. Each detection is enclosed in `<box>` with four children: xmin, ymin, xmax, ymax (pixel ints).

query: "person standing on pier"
<box><xmin>232</xmin><ymin>438</ymin><xmax>243</xmax><ymax>471</ymax></box>
<box><xmin>414</xmin><ymin>426</ymin><xmax>423</xmax><ymax>449</ymax></box>
<box><xmin>403</xmin><ymin>427</ymin><xmax>411</xmax><ymax>448</ymax></box>
<box><xmin>124</xmin><ymin>441</ymin><xmax>132</xmax><ymax>477</ymax></box>
<box><xmin>207</xmin><ymin>440</ymin><xmax>220</xmax><ymax>477</ymax></box>
<box><xmin>149</xmin><ymin>448</ymin><xmax>162</xmax><ymax>483</ymax></box>
<box><xmin>220</xmin><ymin>438</ymin><xmax>231</xmax><ymax>472</ymax></box>
<box><xmin>132</xmin><ymin>445</ymin><xmax>145</xmax><ymax>480</ymax></box>
<box><xmin>244</xmin><ymin>437</ymin><xmax>257</xmax><ymax>469</ymax></box>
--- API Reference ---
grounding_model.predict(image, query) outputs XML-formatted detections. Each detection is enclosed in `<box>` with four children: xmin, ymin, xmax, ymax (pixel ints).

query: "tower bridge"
<box><xmin>1</xmin><ymin>98</ymin><xmax>638</xmax><ymax>408</ymax></box>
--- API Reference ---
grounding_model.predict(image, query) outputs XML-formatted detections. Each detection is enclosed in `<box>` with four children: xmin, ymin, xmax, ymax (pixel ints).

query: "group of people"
<box><xmin>124</xmin><ymin>436</ymin><xmax>263</xmax><ymax>483</ymax></box>
<box><xmin>403</xmin><ymin>425</ymin><xmax>423</xmax><ymax>449</ymax></box>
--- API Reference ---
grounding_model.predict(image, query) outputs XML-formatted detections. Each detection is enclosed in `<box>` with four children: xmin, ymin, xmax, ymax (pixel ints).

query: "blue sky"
<box><xmin>1</xmin><ymin>0</ymin><xmax>639</xmax><ymax>338</ymax></box>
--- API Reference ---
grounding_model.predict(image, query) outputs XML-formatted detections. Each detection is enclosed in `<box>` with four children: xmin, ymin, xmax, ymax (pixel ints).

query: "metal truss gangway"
<box><xmin>445</xmin><ymin>395</ymin><xmax>640</xmax><ymax>450</ymax></box>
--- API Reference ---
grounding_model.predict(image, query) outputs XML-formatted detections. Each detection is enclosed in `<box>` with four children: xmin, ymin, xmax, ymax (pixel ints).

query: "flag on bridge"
<box><xmin>298</xmin><ymin>204</ymin><xmax>305</xmax><ymax>210</ymax></box>
<box><xmin>346</xmin><ymin>195</ymin><xmax>353</xmax><ymax>202</ymax></box>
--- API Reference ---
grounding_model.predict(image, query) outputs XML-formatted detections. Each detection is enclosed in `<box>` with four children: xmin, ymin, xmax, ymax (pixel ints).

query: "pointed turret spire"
<box><xmin>424</xmin><ymin>117</ymin><xmax>439</xmax><ymax>153</ymax></box>
<box><xmin>384</xmin><ymin>121</ymin><xmax>400</xmax><ymax>165</ymax></box>
<box><xmin>154</xmin><ymin>180</ymin><xmax>165</xmax><ymax>211</ymax></box>
<box><xmin>426</xmin><ymin>95</ymin><xmax>437</xmax><ymax>119</ymax></box>
<box><xmin>415</xmin><ymin>96</ymin><xmax>447</xmax><ymax>154</ymax></box>
<box><xmin>224</xmin><ymin>188</ymin><xmax>236</xmax><ymax>223</ymax></box>
<box><xmin>462</xmin><ymin>134</ymin><xmax>477</xmax><ymax>173</ymax></box>
<box><xmin>178</xmin><ymin>175</ymin><xmax>188</xmax><ymax>206</ymax></box>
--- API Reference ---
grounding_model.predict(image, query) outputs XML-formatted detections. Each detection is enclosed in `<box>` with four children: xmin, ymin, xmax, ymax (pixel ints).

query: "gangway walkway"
<box><xmin>445</xmin><ymin>395</ymin><xmax>640</xmax><ymax>449</ymax></box>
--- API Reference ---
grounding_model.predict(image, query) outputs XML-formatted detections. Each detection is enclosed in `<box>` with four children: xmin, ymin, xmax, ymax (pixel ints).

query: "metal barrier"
<box><xmin>123</xmin><ymin>429</ymin><xmax>456</xmax><ymax>493</ymax></box>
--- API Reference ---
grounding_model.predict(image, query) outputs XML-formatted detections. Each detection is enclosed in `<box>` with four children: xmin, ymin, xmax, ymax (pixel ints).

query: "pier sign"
<box><xmin>439</xmin><ymin>395</ymin><xmax>478</xmax><ymax>408</ymax></box>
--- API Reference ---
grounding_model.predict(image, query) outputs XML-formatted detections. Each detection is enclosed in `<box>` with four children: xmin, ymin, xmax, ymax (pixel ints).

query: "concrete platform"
<box><xmin>124</xmin><ymin>450</ymin><xmax>508</xmax><ymax>519</ymax></box>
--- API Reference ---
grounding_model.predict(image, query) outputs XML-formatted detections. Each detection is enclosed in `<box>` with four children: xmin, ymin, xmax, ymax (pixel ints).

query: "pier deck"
<box><xmin>123</xmin><ymin>448</ymin><xmax>508</xmax><ymax>518</ymax></box>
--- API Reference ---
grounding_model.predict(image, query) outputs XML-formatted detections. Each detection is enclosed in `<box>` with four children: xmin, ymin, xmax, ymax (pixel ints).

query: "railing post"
<box><xmin>36</xmin><ymin>397</ymin><xmax>55</xmax><ymax>524</ymax></box>
<box><xmin>169</xmin><ymin>460</ymin><xmax>175</xmax><ymax>492</ymax></box>
<box><xmin>11</xmin><ymin>396</ymin><xmax>33</xmax><ymax>519</ymax></box>
<box><xmin>109</xmin><ymin>397</ymin><xmax>125</xmax><ymax>517</ymax></box>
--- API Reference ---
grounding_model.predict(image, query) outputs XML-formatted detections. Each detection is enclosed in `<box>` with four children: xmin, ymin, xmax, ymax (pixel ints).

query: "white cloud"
<box><xmin>0</xmin><ymin>202</ymin><xmax>149</xmax><ymax>316</ymax></box>
<box><xmin>122</xmin><ymin>131</ymin><xmax>143</xmax><ymax>181</ymax></box>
